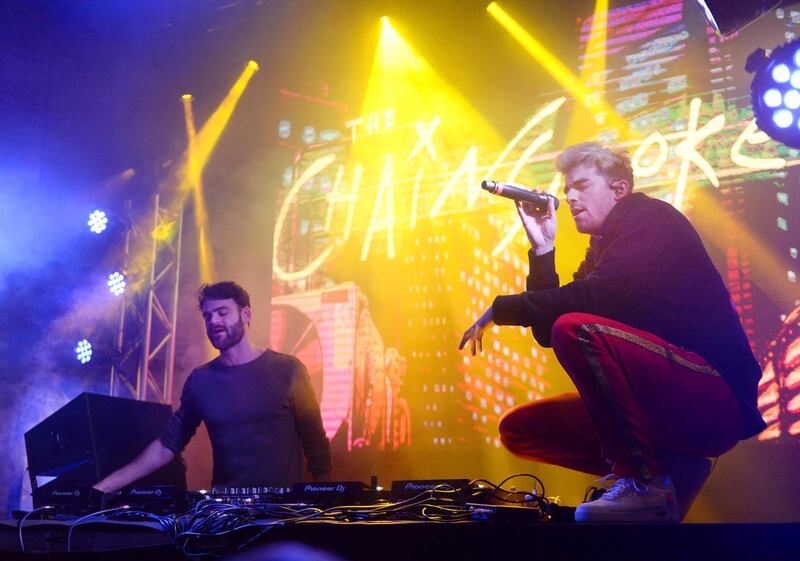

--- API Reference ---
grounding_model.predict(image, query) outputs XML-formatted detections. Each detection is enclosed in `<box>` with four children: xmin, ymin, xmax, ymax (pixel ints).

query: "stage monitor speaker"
<box><xmin>24</xmin><ymin>392</ymin><xmax>185</xmax><ymax>506</ymax></box>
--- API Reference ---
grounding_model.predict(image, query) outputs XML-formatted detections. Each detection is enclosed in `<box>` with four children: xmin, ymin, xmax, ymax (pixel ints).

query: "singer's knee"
<box><xmin>498</xmin><ymin>402</ymin><xmax>550</xmax><ymax>455</ymax></box>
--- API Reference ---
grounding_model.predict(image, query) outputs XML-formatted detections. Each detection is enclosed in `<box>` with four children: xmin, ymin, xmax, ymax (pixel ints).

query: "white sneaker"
<box><xmin>575</xmin><ymin>475</ymin><xmax>679</xmax><ymax>523</ymax></box>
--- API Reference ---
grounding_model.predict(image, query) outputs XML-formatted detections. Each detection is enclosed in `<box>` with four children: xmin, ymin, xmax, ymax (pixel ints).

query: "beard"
<box><xmin>207</xmin><ymin>315</ymin><xmax>246</xmax><ymax>351</ymax></box>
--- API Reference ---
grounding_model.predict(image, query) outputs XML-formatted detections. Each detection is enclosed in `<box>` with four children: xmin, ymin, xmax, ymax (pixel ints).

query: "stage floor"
<box><xmin>2</xmin><ymin>517</ymin><xmax>798</xmax><ymax>560</ymax></box>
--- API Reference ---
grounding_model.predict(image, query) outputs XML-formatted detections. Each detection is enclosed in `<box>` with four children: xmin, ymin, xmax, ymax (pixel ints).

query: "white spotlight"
<box><xmin>764</xmin><ymin>89</ymin><xmax>782</xmax><ymax>108</ymax></box>
<box><xmin>107</xmin><ymin>272</ymin><xmax>126</xmax><ymax>296</ymax></box>
<box><xmin>75</xmin><ymin>339</ymin><xmax>93</xmax><ymax>364</ymax></box>
<box><xmin>773</xmin><ymin>64</ymin><xmax>791</xmax><ymax>84</ymax></box>
<box><xmin>88</xmin><ymin>210</ymin><xmax>108</xmax><ymax>234</ymax></box>
<box><xmin>773</xmin><ymin>109</ymin><xmax>793</xmax><ymax>129</ymax></box>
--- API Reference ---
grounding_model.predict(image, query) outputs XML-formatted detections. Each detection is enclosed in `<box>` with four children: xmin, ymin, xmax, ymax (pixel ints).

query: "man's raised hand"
<box><xmin>516</xmin><ymin>190</ymin><xmax>557</xmax><ymax>256</ymax></box>
<box><xmin>459</xmin><ymin>307</ymin><xmax>494</xmax><ymax>356</ymax></box>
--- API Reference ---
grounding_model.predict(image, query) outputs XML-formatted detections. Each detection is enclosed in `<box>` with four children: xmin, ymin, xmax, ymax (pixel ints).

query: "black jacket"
<box><xmin>492</xmin><ymin>192</ymin><xmax>766</xmax><ymax>439</ymax></box>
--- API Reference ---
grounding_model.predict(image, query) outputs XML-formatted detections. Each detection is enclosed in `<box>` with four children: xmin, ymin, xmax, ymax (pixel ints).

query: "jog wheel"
<box><xmin>269</xmin><ymin>304</ymin><xmax>324</xmax><ymax>401</ymax></box>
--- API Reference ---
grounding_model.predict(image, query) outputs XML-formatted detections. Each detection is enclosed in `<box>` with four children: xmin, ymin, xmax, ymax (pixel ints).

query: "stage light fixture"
<box><xmin>695</xmin><ymin>0</ymin><xmax>795</xmax><ymax>36</ymax></box>
<box><xmin>302</xmin><ymin>125</ymin><xmax>317</xmax><ymax>144</ymax></box>
<box><xmin>278</xmin><ymin>119</ymin><xmax>291</xmax><ymax>139</ymax></box>
<box><xmin>87</xmin><ymin>210</ymin><xmax>108</xmax><ymax>234</ymax></box>
<box><xmin>747</xmin><ymin>40</ymin><xmax>800</xmax><ymax>148</ymax></box>
<box><xmin>75</xmin><ymin>339</ymin><xmax>92</xmax><ymax>364</ymax></box>
<box><xmin>107</xmin><ymin>272</ymin><xmax>127</xmax><ymax>296</ymax></box>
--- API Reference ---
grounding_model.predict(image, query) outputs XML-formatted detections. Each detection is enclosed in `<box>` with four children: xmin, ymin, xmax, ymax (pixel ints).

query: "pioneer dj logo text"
<box><xmin>51</xmin><ymin>490</ymin><xmax>80</xmax><ymax>497</ymax></box>
<box><xmin>303</xmin><ymin>484</ymin><xmax>346</xmax><ymax>493</ymax></box>
<box><xmin>404</xmin><ymin>483</ymin><xmax>436</xmax><ymax>490</ymax></box>
<box><xmin>129</xmin><ymin>488</ymin><xmax>163</xmax><ymax>496</ymax></box>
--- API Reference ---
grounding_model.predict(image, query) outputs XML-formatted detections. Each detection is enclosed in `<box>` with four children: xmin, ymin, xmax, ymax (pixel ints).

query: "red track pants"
<box><xmin>498</xmin><ymin>313</ymin><xmax>742</xmax><ymax>480</ymax></box>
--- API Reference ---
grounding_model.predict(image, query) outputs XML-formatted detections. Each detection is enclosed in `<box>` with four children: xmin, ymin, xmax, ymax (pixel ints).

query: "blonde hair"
<box><xmin>556</xmin><ymin>142</ymin><xmax>634</xmax><ymax>189</ymax></box>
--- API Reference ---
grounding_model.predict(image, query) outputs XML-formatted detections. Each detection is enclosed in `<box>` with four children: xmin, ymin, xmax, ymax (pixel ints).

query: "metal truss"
<box><xmin>109</xmin><ymin>194</ymin><xmax>183</xmax><ymax>404</ymax></box>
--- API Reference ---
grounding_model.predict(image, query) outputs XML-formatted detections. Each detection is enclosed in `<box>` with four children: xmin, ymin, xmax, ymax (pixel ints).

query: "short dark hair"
<box><xmin>197</xmin><ymin>281</ymin><xmax>251</xmax><ymax>310</ymax></box>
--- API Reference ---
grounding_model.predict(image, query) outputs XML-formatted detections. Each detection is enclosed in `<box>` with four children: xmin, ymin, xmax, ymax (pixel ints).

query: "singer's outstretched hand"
<box><xmin>516</xmin><ymin>191</ymin><xmax>557</xmax><ymax>255</ymax></box>
<box><xmin>459</xmin><ymin>307</ymin><xmax>494</xmax><ymax>356</ymax></box>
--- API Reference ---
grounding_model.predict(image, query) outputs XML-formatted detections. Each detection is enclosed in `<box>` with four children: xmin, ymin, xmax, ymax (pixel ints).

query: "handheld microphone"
<box><xmin>481</xmin><ymin>180</ymin><xmax>559</xmax><ymax>210</ymax></box>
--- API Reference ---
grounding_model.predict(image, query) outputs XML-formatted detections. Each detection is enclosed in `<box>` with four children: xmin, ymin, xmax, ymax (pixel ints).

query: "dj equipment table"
<box><xmin>2</xmin><ymin>517</ymin><xmax>797</xmax><ymax>561</ymax></box>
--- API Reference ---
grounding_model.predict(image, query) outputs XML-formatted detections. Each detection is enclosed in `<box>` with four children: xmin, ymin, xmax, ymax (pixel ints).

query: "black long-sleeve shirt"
<box><xmin>160</xmin><ymin>350</ymin><xmax>331</xmax><ymax>486</ymax></box>
<box><xmin>492</xmin><ymin>192</ymin><xmax>766</xmax><ymax>439</ymax></box>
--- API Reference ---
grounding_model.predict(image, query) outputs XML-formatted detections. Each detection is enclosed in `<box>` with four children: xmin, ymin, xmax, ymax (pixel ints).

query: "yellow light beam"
<box><xmin>175</xmin><ymin>60</ymin><xmax>260</xmax><ymax>196</ymax></box>
<box><xmin>181</xmin><ymin>93</ymin><xmax>216</xmax><ymax>284</ymax></box>
<box><xmin>487</xmin><ymin>2</ymin><xmax>631</xmax><ymax>138</ymax></box>
<box><xmin>112</xmin><ymin>61</ymin><xmax>259</xmax><ymax>305</ymax></box>
<box><xmin>131</xmin><ymin>61</ymin><xmax>258</xmax><ymax>294</ymax></box>
<box><xmin>353</xmin><ymin>17</ymin><xmax>505</xmax><ymax>217</ymax></box>
<box><xmin>566</xmin><ymin>0</ymin><xmax>609</xmax><ymax>144</ymax></box>
<box><xmin>580</xmin><ymin>0</ymin><xmax>609</xmax><ymax>90</ymax></box>
<box><xmin>691</xmin><ymin>187</ymin><xmax>797</xmax><ymax>312</ymax></box>
<box><xmin>96</xmin><ymin>168</ymin><xmax>136</xmax><ymax>192</ymax></box>
<box><xmin>357</xmin><ymin>17</ymin><xmax>504</xmax><ymax>155</ymax></box>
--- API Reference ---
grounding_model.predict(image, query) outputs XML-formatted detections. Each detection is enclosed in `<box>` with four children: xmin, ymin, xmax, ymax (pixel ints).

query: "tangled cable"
<box><xmin>18</xmin><ymin>474</ymin><xmax>549</xmax><ymax>556</ymax></box>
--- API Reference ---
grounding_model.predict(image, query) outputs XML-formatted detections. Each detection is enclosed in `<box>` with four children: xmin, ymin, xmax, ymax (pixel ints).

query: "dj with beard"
<box><xmin>94</xmin><ymin>281</ymin><xmax>331</xmax><ymax>492</ymax></box>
